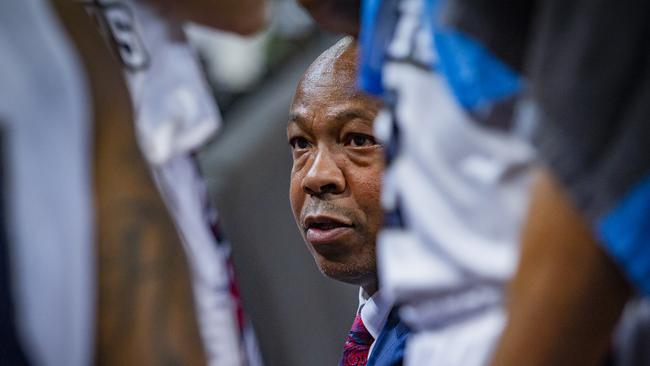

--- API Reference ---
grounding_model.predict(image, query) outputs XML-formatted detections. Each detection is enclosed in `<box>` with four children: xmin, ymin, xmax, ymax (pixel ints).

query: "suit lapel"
<box><xmin>367</xmin><ymin>307</ymin><xmax>410</xmax><ymax>366</ymax></box>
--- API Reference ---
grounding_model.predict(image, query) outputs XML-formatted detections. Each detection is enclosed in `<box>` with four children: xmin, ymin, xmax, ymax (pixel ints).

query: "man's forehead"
<box><xmin>289</xmin><ymin>101</ymin><xmax>375</xmax><ymax>122</ymax></box>
<box><xmin>291</xmin><ymin>74</ymin><xmax>362</xmax><ymax>119</ymax></box>
<box><xmin>288</xmin><ymin>95</ymin><xmax>379</xmax><ymax>134</ymax></box>
<box><xmin>293</xmin><ymin>77</ymin><xmax>362</xmax><ymax>106</ymax></box>
<box><xmin>297</xmin><ymin>63</ymin><xmax>357</xmax><ymax>100</ymax></box>
<box><xmin>301</xmin><ymin>59</ymin><xmax>355</xmax><ymax>86</ymax></box>
<box><xmin>290</xmin><ymin>81</ymin><xmax>378</xmax><ymax>114</ymax></box>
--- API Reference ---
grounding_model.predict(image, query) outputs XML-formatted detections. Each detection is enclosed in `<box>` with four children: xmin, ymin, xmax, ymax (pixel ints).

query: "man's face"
<box><xmin>288</xmin><ymin>47</ymin><xmax>383</xmax><ymax>290</ymax></box>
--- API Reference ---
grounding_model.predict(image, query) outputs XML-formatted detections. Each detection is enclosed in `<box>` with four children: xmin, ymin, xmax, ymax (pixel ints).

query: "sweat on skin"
<box><xmin>288</xmin><ymin>37</ymin><xmax>384</xmax><ymax>296</ymax></box>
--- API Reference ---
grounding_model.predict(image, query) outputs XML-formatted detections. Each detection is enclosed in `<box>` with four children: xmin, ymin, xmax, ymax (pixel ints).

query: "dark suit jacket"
<box><xmin>367</xmin><ymin>308</ymin><xmax>410</xmax><ymax>366</ymax></box>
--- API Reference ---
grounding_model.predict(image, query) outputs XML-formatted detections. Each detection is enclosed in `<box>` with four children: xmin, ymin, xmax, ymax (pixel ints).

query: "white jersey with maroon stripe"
<box><xmin>83</xmin><ymin>1</ymin><xmax>261</xmax><ymax>365</ymax></box>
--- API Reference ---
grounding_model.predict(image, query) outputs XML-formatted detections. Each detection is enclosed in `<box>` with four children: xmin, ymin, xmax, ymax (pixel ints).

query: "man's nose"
<box><xmin>302</xmin><ymin>148</ymin><xmax>346</xmax><ymax>196</ymax></box>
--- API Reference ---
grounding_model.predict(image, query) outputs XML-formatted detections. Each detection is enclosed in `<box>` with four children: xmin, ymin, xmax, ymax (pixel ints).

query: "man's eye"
<box><xmin>289</xmin><ymin>137</ymin><xmax>310</xmax><ymax>150</ymax></box>
<box><xmin>345</xmin><ymin>133</ymin><xmax>377</xmax><ymax>147</ymax></box>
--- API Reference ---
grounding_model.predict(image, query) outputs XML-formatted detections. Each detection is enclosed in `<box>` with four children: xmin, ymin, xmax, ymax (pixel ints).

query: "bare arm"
<box><xmin>298</xmin><ymin>0</ymin><xmax>361</xmax><ymax>37</ymax></box>
<box><xmin>50</xmin><ymin>2</ymin><xmax>206</xmax><ymax>364</ymax></box>
<box><xmin>491</xmin><ymin>169</ymin><xmax>632</xmax><ymax>366</ymax></box>
<box><xmin>93</xmin><ymin>101</ymin><xmax>206</xmax><ymax>366</ymax></box>
<box><xmin>151</xmin><ymin>0</ymin><xmax>269</xmax><ymax>35</ymax></box>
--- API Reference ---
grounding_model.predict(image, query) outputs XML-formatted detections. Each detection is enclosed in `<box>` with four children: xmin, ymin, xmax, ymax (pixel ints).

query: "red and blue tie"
<box><xmin>339</xmin><ymin>314</ymin><xmax>374</xmax><ymax>366</ymax></box>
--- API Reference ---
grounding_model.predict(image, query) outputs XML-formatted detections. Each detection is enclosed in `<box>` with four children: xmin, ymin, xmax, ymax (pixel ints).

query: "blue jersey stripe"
<box><xmin>598</xmin><ymin>173</ymin><xmax>650</xmax><ymax>295</ymax></box>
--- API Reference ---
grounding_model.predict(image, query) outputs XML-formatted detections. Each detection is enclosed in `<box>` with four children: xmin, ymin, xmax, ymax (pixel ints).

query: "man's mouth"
<box><xmin>303</xmin><ymin>215</ymin><xmax>354</xmax><ymax>245</ymax></box>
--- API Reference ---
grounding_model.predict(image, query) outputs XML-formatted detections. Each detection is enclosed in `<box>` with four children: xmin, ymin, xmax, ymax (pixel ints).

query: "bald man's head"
<box><xmin>297</xmin><ymin>37</ymin><xmax>358</xmax><ymax>94</ymax></box>
<box><xmin>287</xmin><ymin>38</ymin><xmax>383</xmax><ymax>295</ymax></box>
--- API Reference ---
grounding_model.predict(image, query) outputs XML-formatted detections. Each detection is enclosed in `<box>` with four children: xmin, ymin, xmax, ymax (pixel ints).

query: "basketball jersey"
<box><xmin>82</xmin><ymin>1</ymin><xmax>261</xmax><ymax>365</ymax></box>
<box><xmin>442</xmin><ymin>0</ymin><xmax>650</xmax><ymax>299</ymax></box>
<box><xmin>359</xmin><ymin>0</ymin><xmax>534</xmax><ymax>363</ymax></box>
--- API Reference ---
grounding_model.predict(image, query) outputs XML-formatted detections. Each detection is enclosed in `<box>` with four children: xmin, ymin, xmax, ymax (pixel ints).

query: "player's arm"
<box><xmin>50</xmin><ymin>1</ymin><xmax>206</xmax><ymax>365</ymax></box>
<box><xmin>490</xmin><ymin>169</ymin><xmax>632</xmax><ymax>366</ymax></box>
<box><xmin>298</xmin><ymin>0</ymin><xmax>361</xmax><ymax>36</ymax></box>
<box><xmin>93</xmin><ymin>97</ymin><xmax>206</xmax><ymax>366</ymax></box>
<box><xmin>152</xmin><ymin>0</ymin><xmax>269</xmax><ymax>35</ymax></box>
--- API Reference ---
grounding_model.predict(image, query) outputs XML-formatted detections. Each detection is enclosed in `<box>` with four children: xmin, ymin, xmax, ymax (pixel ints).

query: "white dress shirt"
<box><xmin>358</xmin><ymin>288</ymin><xmax>394</xmax><ymax>358</ymax></box>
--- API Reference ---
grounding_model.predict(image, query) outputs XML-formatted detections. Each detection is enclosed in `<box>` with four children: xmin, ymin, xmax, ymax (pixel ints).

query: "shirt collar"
<box><xmin>357</xmin><ymin>288</ymin><xmax>394</xmax><ymax>340</ymax></box>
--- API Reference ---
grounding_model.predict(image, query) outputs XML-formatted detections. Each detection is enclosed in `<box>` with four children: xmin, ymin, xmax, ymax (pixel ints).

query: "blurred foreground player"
<box><xmin>0</xmin><ymin>1</ymin><xmax>96</xmax><ymax>364</ymax></box>
<box><xmin>432</xmin><ymin>1</ymin><xmax>650</xmax><ymax>365</ymax></box>
<box><xmin>82</xmin><ymin>0</ymin><xmax>268</xmax><ymax>364</ymax></box>
<box><xmin>0</xmin><ymin>0</ymin><xmax>205</xmax><ymax>365</ymax></box>
<box><xmin>358</xmin><ymin>0</ymin><xmax>535</xmax><ymax>364</ymax></box>
<box><xmin>288</xmin><ymin>38</ymin><xmax>410</xmax><ymax>366</ymax></box>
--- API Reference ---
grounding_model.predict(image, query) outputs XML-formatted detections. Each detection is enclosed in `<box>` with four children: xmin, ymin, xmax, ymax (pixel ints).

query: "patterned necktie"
<box><xmin>339</xmin><ymin>314</ymin><xmax>374</xmax><ymax>366</ymax></box>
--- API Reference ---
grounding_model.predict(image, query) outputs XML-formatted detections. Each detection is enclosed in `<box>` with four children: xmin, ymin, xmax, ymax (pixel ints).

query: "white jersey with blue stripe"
<box><xmin>359</xmin><ymin>0</ymin><xmax>534</xmax><ymax>364</ymax></box>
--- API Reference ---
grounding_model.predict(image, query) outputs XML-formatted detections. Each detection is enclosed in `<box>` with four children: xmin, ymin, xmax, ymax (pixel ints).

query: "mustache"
<box><xmin>300</xmin><ymin>200</ymin><xmax>359</xmax><ymax>227</ymax></box>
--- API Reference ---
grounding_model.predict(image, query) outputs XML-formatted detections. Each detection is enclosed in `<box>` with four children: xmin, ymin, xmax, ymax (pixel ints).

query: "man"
<box><xmin>82</xmin><ymin>0</ymin><xmax>267</xmax><ymax>364</ymax></box>
<box><xmin>298</xmin><ymin>0</ymin><xmax>535</xmax><ymax>365</ymax></box>
<box><xmin>299</xmin><ymin>1</ymin><xmax>650</xmax><ymax>365</ymax></box>
<box><xmin>288</xmin><ymin>37</ymin><xmax>409</xmax><ymax>366</ymax></box>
